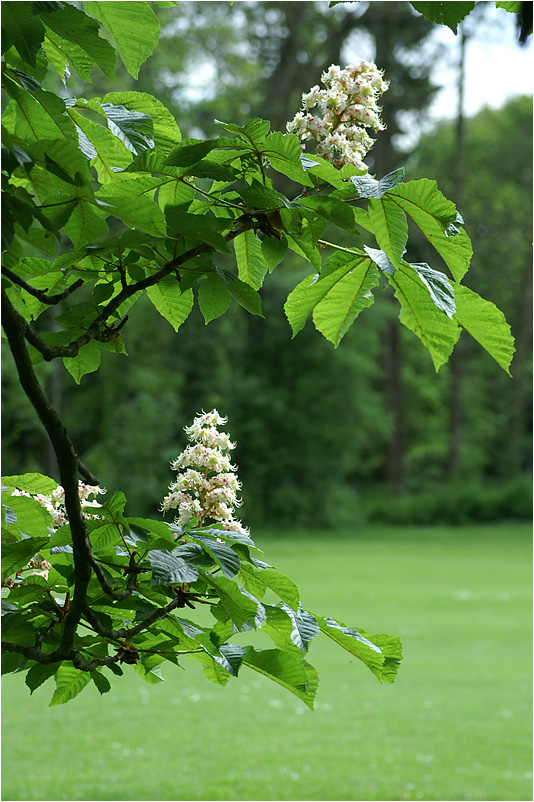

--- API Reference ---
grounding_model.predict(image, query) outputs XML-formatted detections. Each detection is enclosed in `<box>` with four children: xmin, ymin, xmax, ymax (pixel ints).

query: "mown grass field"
<box><xmin>2</xmin><ymin>524</ymin><xmax>532</xmax><ymax>802</ymax></box>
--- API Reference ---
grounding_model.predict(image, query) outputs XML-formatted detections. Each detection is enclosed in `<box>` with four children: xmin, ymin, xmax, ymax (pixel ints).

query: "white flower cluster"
<box><xmin>286</xmin><ymin>61</ymin><xmax>389</xmax><ymax>170</ymax></box>
<box><xmin>161</xmin><ymin>410</ymin><xmax>248</xmax><ymax>536</ymax></box>
<box><xmin>13</xmin><ymin>481</ymin><xmax>106</xmax><ymax>531</ymax></box>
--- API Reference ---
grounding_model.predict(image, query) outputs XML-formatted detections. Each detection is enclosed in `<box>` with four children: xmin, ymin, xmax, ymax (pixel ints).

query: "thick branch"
<box><xmin>82</xmin><ymin>591</ymin><xmax>189</xmax><ymax>641</ymax></box>
<box><xmin>1</xmin><ymin>268</ymin><xmax>84</xmax><ymax>304</ymax></box>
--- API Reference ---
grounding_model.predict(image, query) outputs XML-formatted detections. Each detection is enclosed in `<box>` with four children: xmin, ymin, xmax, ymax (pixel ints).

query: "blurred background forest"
<box><xmin>2</xmin><ymin>0</ymin><xmax>532</xmax><ymax>528</ymax></box>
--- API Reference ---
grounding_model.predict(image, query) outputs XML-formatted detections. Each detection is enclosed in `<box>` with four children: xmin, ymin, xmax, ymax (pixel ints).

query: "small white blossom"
<box><xmin>286</xmin><ymin>60</ymin><xmax>388</xmax><ymax>170</ymax></box>
<box><xmin>162</xmin><ymin>410</ymin><xmax>249</xmax><ymax>534</ymax></box>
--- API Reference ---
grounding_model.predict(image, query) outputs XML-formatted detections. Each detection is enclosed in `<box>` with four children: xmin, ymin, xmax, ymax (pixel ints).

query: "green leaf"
<box><xmin>67</xmin><ymin>109</ymin><xmax>132</xmax><ymax>182</ymax></box>
<box><xmin>25</xmin><ymin>662</ymin><xmax>57</xmax><ymax>694</ymax></box>
<box><xmin>186</xmin><ymin>533</ymin><xmax>240</xmax><ymax>579</ymax></box>
<box><xmin>234</xmin><ymin>230</ymin><xmax>268</xmax><ymax>290</ymax></box>
<box><xmin>164</xmin><ymin>211</ymin><xmax>229</xmax><ymax>253</ymax></box>
<box><xmin>83</xmin><ymin>2</ymin><xmax>160</xmax><ymax>79</ymax></box>
<box><xmin>165</xmin><ymin>139</ymin><xmax>219</xmax><ymax>168</ymax></box>
<box><xmin>2</xmin><ymin>473</ymin><xmax>58</xmax><ymax>495</ymax></box>
<box><xmin>3</xmin><ymin>86</ymin><xmax>76</xmax><ymax>143</ymax></box>
<box><xmin>242</xmin><ymin>647</ymin><xmax>318</xmax><ymax>709</ymax></box>
<box><xmin>49</xmin><ymin>664</ymin><xmax>92</xmax><ymax>706</ymax></box>
<box><xmin>387</xmin><ymin>179</ymin><xmax>472</xmax><ymax>281</ymax></box>
<box><xmin>410</xmin><ymin>262</ymin><xmax>456</xmax><ymax>318</ymax></box>
<box><xmin>349</xmin><ymin>167</ymin><xmax>405</xmax><ymax>199</ymax></box>
<box><xmin>206</xmin><ymin>574</ymin><xmax>259</xmax><ymax>630</ymax></box>
<box><xmin>62</xmin><ymin>339</ymin><xmax>101</xmax><ymax>384</ymax></box>
<box><xmin>262</xmin><ymin>132</ymin><xmax>314</xmax><ymax>186</ymax></box>
<box><xmin>279</xmin><ymin>604</ymin><xmax>320</xmax><ymax>651</ymax></box>
<box><xmin>315</xmin><ymin>615</ymin><xmax>402</xmax><ymax>683</ymax></box>
<box><xmin>226</xmin><ymin>279</ymin><xmax>264</xmax><ymax>317</ymax></box>
<box><xmin>411</xmin><ymin>2</ymin><xmax>475</xmax><ymax>32</ymax></box>
<box><xmin>40</xmin><ymin>4</ymin><xmax>116</xmax><ymax>81</ymax></box>
<box><xmin>96</xmin><ymin>186</ymin><xmax>167</xmax><ymax>238</ymax></box>
<box><xmin>101</xmin><ymin>92</ymin><xmax>181</xmax><ymax>153</ymax></box>
<box><xmin>1</xmin><ymin>651</ymin><xmax>25</xmax><ymax>675</ymax></box>
<box><xmin>64</xmin><ymin>201</ymin><xmax>109</xmax><ymax>250</ymax></box>
<box><xmin>387</xmin><ymin>262</ymin><xmax>461</xmax><ymax>371</ymax></box>
<box><xmin>148</xmin><ymin>549</ymin><xmax>199</xmax><ymax>585</ymax></box>
<box><xmin>284</xmin><ymin>251</ymin><xmax>379</xmax><ymax>346</ymax></box>
<box><xmin>496</xmin><ymin>1</ymin><xmax>522</xmax><ymax>10</ymax></box>
<box><xmin>198</xmin><ymin>273</ymin><xmax>231</xmax><ymax>324</ymax></box>
<box><xmin>453</xmin><ymin>284</ymin><xmax>515</xmax><ymax>374</ymax></box>
<box><xmin>1</xmin><ymin>2</ymin><xmax>45</xmax><ymax>67</ymax></box>
<box><xmin>299</xmin><ymin>195</ymin><xmax>359</xmax><ymax>232</ymax></box>
<box><xmin>146</xmin><ymin>281</ymin><xmax>194</xmax><ymax>332</ymax></box>
<box><xmin>368</xmin><ymin>195</ymin><xmax>408</xmax><ymax>268</ymax></box>
<box><xmin>261</xmin><ymin>234</ymin><xmax>288</xmax><ymax>271</ymax></box>
<box><xmin>91</xmin><ymin>670</ymin><xmax>112</xmax><ymax>695</ymax></box>
<box><xmin>99</xmin><ymin>103</ymin><xmax>154</xmax><ymax>155</ymax></box>
<box><xmin>240</xmin><ymin>567</ymin><xmax>300</xmax><ymax>610</ymax></box>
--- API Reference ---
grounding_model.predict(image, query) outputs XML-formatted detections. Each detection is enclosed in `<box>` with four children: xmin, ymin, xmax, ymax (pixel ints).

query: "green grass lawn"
<box><xmin>2</xmin><ymin>524</ymin><xmax>532</xmax><ymax>801</ymax></box>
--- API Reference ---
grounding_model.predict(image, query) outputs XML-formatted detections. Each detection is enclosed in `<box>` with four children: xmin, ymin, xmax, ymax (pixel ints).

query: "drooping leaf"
<box><xmin>387</xmin><ymin>261</ymin><xmax>461</xmax><ymax>371</ymax></box>
<box><xmin>226</xmin><ymin>279</ymin><xmax>264</xmax><ymax>318</ymax></box>
<box><xmin>64</xmin><ymin>201</ymin><xmax>109</xmax><ymax>249</ymax></box>
<box><xmin>49</xmin><ymin>664</ymin><xmax>92</xmax><ymax>706</ymax></box>
<box><xmin>242</xmin><ymin>647</ymin><xmax>318</xmax><ymax>709</ymax></box>
<box><xmin>83</xmin><ymin>2</ymin><xmax>160</xmax><ymax>79</ymax></box>
<box><xmin>453</xmin><ymin>284</ymin><xmax>515</xmax><ymax>374</ymax></box>
<box><xmin>234</xmin><ymin>230</ymin><xmax>268</xmax><ymax>290</ymax></box>
<box><xmin>279</xmin><ymin>603</ymin><xmax>320</xmax><ymax>651</ymax></box>
<box><xmin>95</xmin><ymin>184</ymin><xmax>167</xmax><ymax>238</ymax></box>
<box><xmin>198</xmin><ymin>273</ymin><xmax>231</xmax><ymax>324</ymax></box>
<box><xmin>315</xmin><ymin>615</ymin><xmax>402</xmax><ymax>683</ymax></box>
<box><xmin>67</xmin><ymin>108</ymin><xmax>132</xmax><ymax>182</ymax></box>
<box><xmin>3</xmin><ymin>86</ymin><xmax>76</xmax><ymax>143</ymax></box>
<box><xmin>40</xmin><ymin>3</ymin><xmax>116</xmax><ymax>81</ymax></box>
<box><xmin>62</xmin><ymin>339</ymin><xmax>101</xmax><ymax>384</ymax></box>
<box><xmin>411</xmin><ymin>2</ymin><xmax>476</xmax><ymax>32</ymax></box>
<box><xmin>91</xmin><ymin>670</ymin><xmax>112</xmax><ymax>695</ymax></box>
<box><xmin>261</xmin><ymin>234</ymin><xmax>288</xmax><ymax>271</ymax></box>
<box><xmin>25</xmin><ymin>662</ymin><xmax>58</xmax><ymax>694</ymax></box>
<box><xmin>146</xmin><ymin>280</ymin><xmax>194</xmax><ymax>332</ymax></box>
<box><xmin>1</xmin><ymin>2</ymin><xmax>45</xmax><ymax>67</ymax></box>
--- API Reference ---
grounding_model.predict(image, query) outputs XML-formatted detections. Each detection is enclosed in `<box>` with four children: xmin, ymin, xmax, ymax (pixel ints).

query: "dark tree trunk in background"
<box><xmin>366</xmin><ymin>3</ymin><xmax>434</xmax><ymax>495</ymax></box>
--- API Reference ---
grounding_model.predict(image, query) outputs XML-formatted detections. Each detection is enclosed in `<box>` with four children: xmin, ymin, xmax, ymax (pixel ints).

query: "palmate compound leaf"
<box><xmin>206</xmin><ymin>574</ymin><xmax>260</xmax><ymax>631</ymax></box>
<box><xmin>315</xmin><ymin>615</ymin><xmax>402</xmax><ymax>683</ymax></box>
<box><xmin>284</xmin><ymin>250</ymin><xmax>380</xmax><ymax>346</ymax></box>
<box><xmin>387</xmin><ymin>261</ymin><xmax>461</xmax><ymax>372</ymax></box>
<box><xmin>186</xmin><ymin>533</ymin><xmax>240</xmax><ymax>579</ymax></box>
<box><xmin>49</xmin><ymin>664</ymin><xmax>92</xmax><ymax>706</ymax></box>
<box><xmin>453</xmin><ymin>284</ymin><xmax>515</xmax><ymax>375</ymax></box>
<box><xmin>83</xmin><ymin>2</ymin><xmax>160</xmax><ymax>79</ymax></box>
<box><xmin>261</xmin><ymin>132</ymin><xmax>314</xmax><ymax>187</ymax></box>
